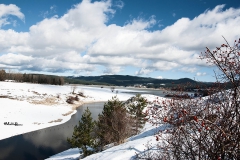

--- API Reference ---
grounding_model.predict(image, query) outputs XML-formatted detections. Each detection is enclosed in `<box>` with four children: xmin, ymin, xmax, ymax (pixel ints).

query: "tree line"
<box><xmin>0</xmin><ymin>69</ymin><xmax>64</xmax><ymax>85</ymax></box>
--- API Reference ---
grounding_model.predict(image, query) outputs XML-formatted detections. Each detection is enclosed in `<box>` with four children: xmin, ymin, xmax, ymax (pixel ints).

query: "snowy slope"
<box><xmin>47</xmin><ymin>122</ymin><xmax>169</xmax><ymax>160</ymax></box>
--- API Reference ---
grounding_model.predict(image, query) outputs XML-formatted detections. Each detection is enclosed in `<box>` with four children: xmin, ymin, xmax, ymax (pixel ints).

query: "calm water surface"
<box><xmin>0</xmin><ymin>102</ymin><xmax>105</xmax><ymax>160</ymax></box>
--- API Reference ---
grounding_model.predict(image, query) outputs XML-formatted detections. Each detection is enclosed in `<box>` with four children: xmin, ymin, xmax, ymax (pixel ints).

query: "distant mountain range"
<box><xmin>65</xmin><ymin>75</ymin><xmax>213</xmax><ymax>89</ymax></box>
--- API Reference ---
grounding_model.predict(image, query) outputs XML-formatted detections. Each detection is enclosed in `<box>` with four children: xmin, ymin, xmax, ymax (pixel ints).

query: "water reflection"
<box><xmin>0</xmin><ymin>102</ymin><xmax>105</xmax><ymax>160</ymax></box>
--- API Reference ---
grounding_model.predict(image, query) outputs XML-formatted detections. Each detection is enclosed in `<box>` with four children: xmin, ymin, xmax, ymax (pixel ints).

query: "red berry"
<box><xmin>163</xmin><ymin>117</ymin><xmax>168</xmax><ymax>122</ymax></box>
<box><xmin>193</xmin><ymin>116</ymin><xmax>198</xmax><ymax>122</ymax></box>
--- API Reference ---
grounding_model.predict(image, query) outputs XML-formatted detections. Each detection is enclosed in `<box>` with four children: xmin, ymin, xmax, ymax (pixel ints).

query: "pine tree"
<box><xmin>96</xmin><ymin>96</ymin><xmax>132</xmax><ymax>150</ymax></box>
<box><xmin>67</xmin><ymin>107</ymin><xmax>96</xmax><ymax>157</ymax></box>
<box><xmin>127</xmin><ymin>94</ymin><xmax>147</xmax><ymax>134</ymax></box>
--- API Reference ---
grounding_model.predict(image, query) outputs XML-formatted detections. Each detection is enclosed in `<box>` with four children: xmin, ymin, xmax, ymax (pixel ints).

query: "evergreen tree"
<box><xmin>127</xmin><ymin>94</ymin><xmax>147</xmax><ymax>134</ymax></box>
<box><xmin>67</xmin><ymin>108</ymin><xmax>96</xmax><ymax>157</ymax></box>
<box><xmin>96</xmin><ymin>96</ymin><xmax>132</xmax><ymax>150</ymax></box>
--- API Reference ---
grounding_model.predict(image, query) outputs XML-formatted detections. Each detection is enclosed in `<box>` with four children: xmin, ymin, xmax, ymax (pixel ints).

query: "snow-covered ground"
<box><xmin>0</xmin><ymin>81</ymin><xmax>135</xmax><ymax>140</ymax></box>
<box><xmin>0</xmin><ymin>81</ymin><xmax>167</xmax><ymax>160</ymax></box>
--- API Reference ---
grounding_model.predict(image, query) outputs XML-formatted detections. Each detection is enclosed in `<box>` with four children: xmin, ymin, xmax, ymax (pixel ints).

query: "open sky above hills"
<box><xmin>0</xmin><ymin>0</ymin><xmax>240</xmax><ymax>81</ymax></box>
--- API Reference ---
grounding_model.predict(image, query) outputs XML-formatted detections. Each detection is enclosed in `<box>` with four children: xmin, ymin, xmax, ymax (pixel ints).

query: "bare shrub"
<box><xmin>134</xmin><ymin>141</ymin><xmax>163</xmax><ymax>160</ymax></box>
<box><xmin>75</xmin><ymin>95</ymin><xmax>79</xmax><ymax>101</ymax></box>
<box><xmin>147</xmin><ymin>38</ymin><xmax>240</xmax><ymax>159</ymax></box>
<box><xmin>66</xmin><ymin>95</ymin><xmax>80</xmax><ymax>104</ymax></box>
<box><xmin>77</xmin><ymin>91</ymin><xmax>86</xmax><ymax>97</ymax></box>
<box><xmin>71</xmin><ymin>85</ymin><xmax>77</xmax><ymax>94</ymax></box>
<box><xmin>66</xmin><ymin>96</ymin><xmax>75</xmax><ymax>104</ymax></box>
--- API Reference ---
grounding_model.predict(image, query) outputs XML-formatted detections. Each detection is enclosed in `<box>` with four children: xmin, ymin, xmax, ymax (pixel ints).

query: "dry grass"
<box><xmin>30</xmin><ymin>97</ymin><xmax>58</xmax><ymax>105</ymax></box>
<box><xmin>62</xmin><ymin>111</ymin><xmax>74</xmax><ymax>116</ymax></box>
<box><xmin>0</xmin><ymin>95</ymin><xmax>9</xmax><ymax>98</ymax></box>
<box><xmin>48</xmin><ymin>119</ymin><xmax>63</xmax><ymax>123</ymax></box>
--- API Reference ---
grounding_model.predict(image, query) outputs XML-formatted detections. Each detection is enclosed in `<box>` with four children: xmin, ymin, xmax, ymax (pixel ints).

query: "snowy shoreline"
<box><xmin>0</xmin><ymin>81</ymin><xmax>134</xmax><ymax>140</ymax></box>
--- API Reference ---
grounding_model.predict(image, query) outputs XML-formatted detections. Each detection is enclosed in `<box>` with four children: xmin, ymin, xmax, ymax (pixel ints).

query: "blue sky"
<box><xmin>0</xmin><ymin>0</ymin><xmax>240</xmax><ymax>82</ymax></box>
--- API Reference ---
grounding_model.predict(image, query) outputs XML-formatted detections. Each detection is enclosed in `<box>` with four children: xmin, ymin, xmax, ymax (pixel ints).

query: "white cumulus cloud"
<box><xmin>0</xmin><ymin>2</ymin><xmax>239</xmax><ymax>77</ymax></box>
<box><xmin>0</xmin><ymin>4</ymin><xmax>24</xmax><ymax>27</ymax></box>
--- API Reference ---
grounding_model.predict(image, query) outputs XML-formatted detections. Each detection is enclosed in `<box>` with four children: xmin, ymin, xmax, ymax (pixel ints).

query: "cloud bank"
<box><xmin>0</xmin><ymin>0</ymin><xmax>240</xmax><ymax>77</ymax></box>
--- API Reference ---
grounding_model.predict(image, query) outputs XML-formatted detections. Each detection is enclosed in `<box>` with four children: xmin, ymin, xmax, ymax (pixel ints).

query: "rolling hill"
<box><xmin>65</xmin><ymin>75</ymin><xmax>205</xmax><ymax>89</ymax></box>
